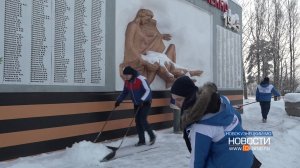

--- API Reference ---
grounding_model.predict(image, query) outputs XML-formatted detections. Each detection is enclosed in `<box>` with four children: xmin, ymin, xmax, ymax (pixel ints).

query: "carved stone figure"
<box><xmin>120</xmin><ymin>9</ymin><xmax>203</xmax><ymax>88</ymax></box>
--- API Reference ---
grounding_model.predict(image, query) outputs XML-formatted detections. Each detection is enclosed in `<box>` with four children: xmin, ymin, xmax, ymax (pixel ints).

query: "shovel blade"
<box><xmin>100</xmin><ymin>145</ymin><xmax>118</xmax><ymax>162</ymax></box>
<box><xmin>106</xmin><ymin>146</ymin><xmax>118</xmax><ymax>151</ymax></box>
<box><xmin>101</xmin><ymin>151</ymin><xmax>116</xmax><ymax>162</ymax></box>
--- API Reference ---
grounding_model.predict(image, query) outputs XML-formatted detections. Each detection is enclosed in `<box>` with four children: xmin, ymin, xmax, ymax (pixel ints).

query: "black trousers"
<box><xmin>134</xmin><ymin>102</ymin><xmax>155</xmax><ymax>142</ymax></box>
<box><xmin>259</xmin><ymin>101</ymin><xmax>271</xmax><ymax>119</ymax></box>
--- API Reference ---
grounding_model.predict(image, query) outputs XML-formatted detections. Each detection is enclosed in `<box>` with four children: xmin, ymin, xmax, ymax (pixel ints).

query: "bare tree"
<box><xmin>286</xmin><ymin>0</ymin><xmax>300</xmax><ymax>92</ymax></box>
<box><xmin>238</xmin><ymin>0</ymin><xmax>300</xmax><ymax>96</ymax></box>
<box><xmin>250</xmin><ymin>0</ymin><xmax>267</xmax><ymax>83</ymax></box>
<box><xmin>264</xmin><ymin>0</ymin><xmax>286</xmax><ymax>91</ymax></box>
<box><xmin>246</xmin><ymin>39</ymin><xmax>273</xmax><ymax>81</ymax></box>
<box><xmin>240</xmin><ymin>0</ymin><xmax>268</xmax><ymax>96</ymax></box>
<box><xmin>239</xmin><ymin>0</ymin><xmax>254</xmax><ymax>99</ymax></box>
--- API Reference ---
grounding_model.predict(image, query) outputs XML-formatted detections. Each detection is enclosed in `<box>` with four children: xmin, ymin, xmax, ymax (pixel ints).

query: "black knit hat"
<box><xmin>171</xmin><ymin>76</ymin><xmax>198</xmax><ymax>98</ymax></box>
<box><xmin>123</xmin><ymin>66</ymin><xmax>137</xmax><ymax>76</ymax></box>
<box><xmin>264</xmin><ymin>77</ymin><xmax>269</xmax><ymax>82</ymax></box>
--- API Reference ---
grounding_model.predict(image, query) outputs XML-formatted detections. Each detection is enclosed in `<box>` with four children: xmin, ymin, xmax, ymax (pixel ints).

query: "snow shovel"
<box><xmin>101</xmin><ymin>146</ymin><xmax>118</xmax><ymax>162</ymax></box>
<box><xmin>94</xmin><ymin>107</ymin><xmax>117</xmax><ymax>143</ymax></box>
<box><xmin>94</xmin><ymin>101</ymin><xmax>132</xmax><ymax>142</ymax></box>
<box><xmin>100</xmin><ymin>106</ymin><xmax>139</xmax><ymax>162</ymax></box>
<box><xmin>234</xmin><ymin>101</ymin><xmax>258</xmax><ymax>109</ymax></box>
<box><xmin>235</xmin><ymin>96</ymin><xmax>279</xmax><ymax>109</ymax></box>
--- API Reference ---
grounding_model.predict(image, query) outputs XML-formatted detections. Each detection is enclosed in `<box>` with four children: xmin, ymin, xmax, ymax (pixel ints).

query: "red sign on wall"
<box><xmin>207</xmin><ymin>0</ymin><xmax>228</xmax><ymax>12</ymax></box>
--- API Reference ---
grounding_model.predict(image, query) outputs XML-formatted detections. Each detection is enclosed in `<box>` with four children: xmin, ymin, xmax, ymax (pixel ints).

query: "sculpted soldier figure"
<box><xmin>120</xmin><ymin>9</ymin><xmax>202</xmax><ymax>87</ymax></box>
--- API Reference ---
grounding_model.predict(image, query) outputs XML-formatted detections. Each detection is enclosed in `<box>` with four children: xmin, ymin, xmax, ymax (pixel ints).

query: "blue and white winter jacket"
<box><xmin>117</xmin><ymin>75</ymin><xmax>152</xmax><ymax>105</ymax></box>
<box><xmin>186</xmin><ymin>96</ymin><xmax>253</xmax><ymax>168</ymax></box>
<box><xmin>256</xmin><ymin>81</ymin><xmax>280</xmax><ymax>102</ymax></box>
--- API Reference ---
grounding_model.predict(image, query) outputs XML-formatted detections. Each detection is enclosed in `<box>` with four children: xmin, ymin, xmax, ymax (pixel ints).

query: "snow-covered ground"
<box><xmin>1</xmin><ymin>98</ymin><xmax>300</xmax><ymax>168</ymax></box>
<box><xmin>242</xmin><ymin>98</ymin><xmax>300</xmax><ymax>168</ymax></box>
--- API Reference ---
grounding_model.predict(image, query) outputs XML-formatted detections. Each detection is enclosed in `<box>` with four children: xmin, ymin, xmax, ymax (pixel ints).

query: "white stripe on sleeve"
<box><xmin>138</xmin><ymin>76</ymin><xmax>150</xmax><ymax>101</ymax></box>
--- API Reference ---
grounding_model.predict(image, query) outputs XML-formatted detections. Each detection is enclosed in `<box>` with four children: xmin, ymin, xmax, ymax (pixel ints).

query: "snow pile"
<box><xmin>141</xmin><ymin>52</ymin><xmax>174</xmax><ymax>77</ymax></box>
<box><xmin>284</xmin><ymin>93</ymin><xmax>300</xmax><ymax>103</ymax></box>
<box><xmin>1</xmin><ymin>141</ymin><xmax>112</xmax><ymax>168</ymax></box>
<box><xmin>296</xmin><ymin>87</ymin><xmax>300</xmax><ymax>93</ymax></box>
<box><xmin>142</xmin><ymin>51</ymin><xmax>185</xmax><ymax>70</ymax></box>
<box><xmin>63</xmin><ymin>141</ymin><xmax>112</xmax><ymax>165</ymax></box>
<box><xmin>141</xmin><ymin>51</ymin><xmax>191</xmax><ymax>77</ymax></box>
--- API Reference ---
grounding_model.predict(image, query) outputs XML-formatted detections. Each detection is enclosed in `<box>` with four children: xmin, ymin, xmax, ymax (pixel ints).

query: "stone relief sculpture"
<box><xmin>119</xmin><ymin>9</ymin><xmax>203</xmax><ymax>88</ymax></box>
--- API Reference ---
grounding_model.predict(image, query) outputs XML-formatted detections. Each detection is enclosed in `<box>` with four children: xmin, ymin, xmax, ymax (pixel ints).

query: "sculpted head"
<box><xmin>136</xmin><ymin>9</ymin><xmax>154</xmax><ymax>24</ymax></box>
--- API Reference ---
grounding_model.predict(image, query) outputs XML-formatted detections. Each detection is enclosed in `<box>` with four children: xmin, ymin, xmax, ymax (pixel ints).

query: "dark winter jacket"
<box><xmin>181</xmin><ymin>83</ymin><xmax>253</xmax><ymax>168</ymax></box>
<box><xmin>116</xmin><ymin>74</ymin><xmax>152</xmax><ymax>105</ymax></box>
<box><xmin>256</xmin><ymin>81</ymin><xmax>280</xmax><ymax>102</ymax></box>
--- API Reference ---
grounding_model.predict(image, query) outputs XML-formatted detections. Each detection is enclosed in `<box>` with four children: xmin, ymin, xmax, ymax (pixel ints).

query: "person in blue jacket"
<box><xmin>115</xmin><ymin>66</ymin><xmax>156</xmax><ymax>146</ymax></box>
<box><xmin>256</xmin><ymin>77</ymin><xmax>280</xmax><ymax>123</ymax></box>
<box><xmin>171</xmin><ymin>76</ymin><xmax>261</xmax><ymax>168</ymax></box>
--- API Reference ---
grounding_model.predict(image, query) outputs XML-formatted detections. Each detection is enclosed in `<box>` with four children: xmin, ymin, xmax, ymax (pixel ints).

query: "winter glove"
<box><xmin>234</xmin><ymin>105</ymin><xmax>243</xmax><ymax>110</ymax></box>
<box><xmin>183</xmin><ymin>128</ymin><xmax>192</xmax><ymax>153</ymax></box>
<box><xmin>115</xmin><ymin>101</ymin><xmax>121</xmax><ymax>107</ymax></box>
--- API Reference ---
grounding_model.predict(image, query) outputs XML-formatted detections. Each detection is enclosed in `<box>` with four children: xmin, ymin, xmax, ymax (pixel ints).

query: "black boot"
<box><xmin>149</xmin><ymin>135</ymin><xmax>156</xmax><ymax>145</ymax></box>
<box><xmin>135</xmin><ymin>141</ymin><xmax>146</xmax><ymax>147</ymax></box>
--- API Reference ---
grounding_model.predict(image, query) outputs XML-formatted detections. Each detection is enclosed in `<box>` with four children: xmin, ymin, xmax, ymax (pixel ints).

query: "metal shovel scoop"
<box><xmin>101</xmin><ymin>146</ymin><xmax>118</xmax><ymax>162</ymax></box>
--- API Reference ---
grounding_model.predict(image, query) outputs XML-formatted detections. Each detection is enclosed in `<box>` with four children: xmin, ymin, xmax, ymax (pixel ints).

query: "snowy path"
<box><xmin>101</xmin><ymin>131</ymin><xmax>190</xmax><ymax>168</ymax></box>
<box><xmin>1</xmin><ymin>99</ymin><xmax>300</xmax><ymax>168</ymax></box>
<box><xmin>242</xmin><ymin>99</ymin><xmax>300</xmax><ymax>168</ymax></box>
